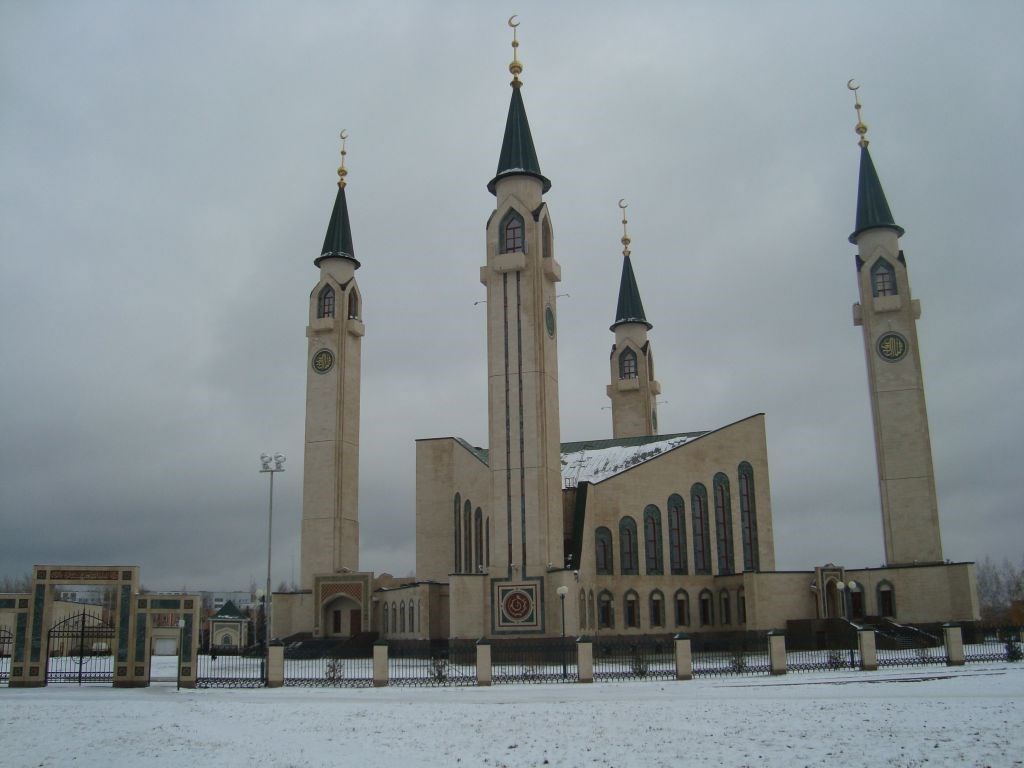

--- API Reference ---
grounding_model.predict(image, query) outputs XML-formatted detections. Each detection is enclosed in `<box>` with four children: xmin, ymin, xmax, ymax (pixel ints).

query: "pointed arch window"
<box><xmin>649</xmin><ymin>589</ymin><xmax>665</xmax><ymax>628</ymax></box>
<box><xmin>499</xmin><ymin>210</ymin><xmax>525</xmax><ymax>253</ymax></box>
<box><xmin>542</xmin><ymin>216</ymin><xmax>552</xmax><ymax>259</ymax></box>
<box><xmin>453</xmin><ymin>494</ymin><xmax>462</xmax><ymax>573</ymax></box>
<box><xmin>691</xmin><ymin>484</ymin><xmax>711</xmax><ymax>575</ymax></box>
<box><xmin>598</xmin><ymin>590</ymin><xmax>614</xmax><ymax>629</ymax></box>
<box><xmin>588</xmin><ymin>590</ymin><xmax>596</xmax><ymax>630</ymax></box>
<box><xmin>719</xmin><ymin>590</ymin><xmax>731</xmax><ymax>625</ymax></box>
<box><xmin>674</xmin><ymin>589</ymin><xmax>690</xmax><ymax>627</ymax></box>
<box><xmin>392</xmin><ymin>603</ymin><xmax>398</xmax><ymax>632</ymax></box>
<box><xmin>485</xmin><ymin>517</ymin><xmax>491</xmax><ymax>568</ymax></box>
<box><xmin>624</xmin><ymin>590</ymin><xmax>640</xmax><ymax>628</ymax></box>
<box><xmin>668</xmin><ymin>494</ymin><xmax>687</xmax><ymax>575</ymax></box>
<box><xmin>619</xmin><ymin>517</ymin><xmax>639</xmax><ymax>575</ymax></box>
<box><xmin>400</xmin><ymin>601</ymin><xmax>406</xmax><ymax>633</ymax></box>
<box><xmin>474</xmin><ymin>508</ymin><xmax>484</xmax><ymax>572</ymax></box>
<box><xmin>871</xmin><ymin>258</ymin><xmax>897</xmax><ymax>297</ymax></box>
<box><xmin>578</xmin><ymin>589</ymin><xmax>586</xmax><ymax>630</ymax></box>
<box><xmin>347</xmin><ymin>289</ymin><xmax>360</xmax><ymax>319</ymax></box>
<box><xmin>713</xmin><ymin>473</ymin><xmax>735</xmax><ymax>575</ymax></box>
<box><xmin>619</xmin><ymin>347</ymin><xmax>638</xmax><ymax>379</ymax></box>
<box><xmin>739</xmin><ymin>462</ymin><xmax>760</xmax><ymax>571</ymax></box>
<box><xmin>317</xmin><ymin>285</ymin><xmax>335</xmax><ymax>318</ymax></box>
<box><xmin>737</xmin><ymin>587</ymin><xmax>747</xmax><ymax>624</ymax></box>
<box><xmin>595</xmin><ymin>526</ymin><xmax>613</xmax><ymax>575</ymax></box>
<box><xmin>877</xmin><ymin>581</ymin><xmax>896</xmax><ymax>617</ymax></box>
<box><xmin>382</xmin><ymin>602</ymin><xmax>389</xmax><ymax>634</ymax></box>
<box><xmin>699</xmin><ymin>589</ymin><xmax>714</xmax><ymax>626</ymax></box>
<box><xmin>408</xmin><ymin>602</ymin><xmax>414</xmax><ymax>633</ymax></box>
<box><xmin>643</xmin><ymin>505</ymin><xmax>663</xmax><ymax>575</ymax></box>
<box><xmin>463</xmin><ymin>500</ymin><xmax>473</xmax><ymax>573</ymax></box>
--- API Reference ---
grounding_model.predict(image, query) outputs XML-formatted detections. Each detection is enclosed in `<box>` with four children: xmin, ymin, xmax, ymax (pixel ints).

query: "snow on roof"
<box><xmin>560</xmin><ymin>432</ymin><xmax>707</xmax><ymax>486</ymax></box>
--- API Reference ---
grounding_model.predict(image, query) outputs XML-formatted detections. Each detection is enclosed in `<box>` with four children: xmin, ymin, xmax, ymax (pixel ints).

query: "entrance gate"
<box><xmin>46</xmin><ymin>610</ymin><xmax>115</xmax><ymax>684</ymax></box>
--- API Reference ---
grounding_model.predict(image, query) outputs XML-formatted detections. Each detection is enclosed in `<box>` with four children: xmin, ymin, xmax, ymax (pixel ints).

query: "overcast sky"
<box><xmin>1</xmin><ymin>1</ymin><xmax>1021</xmax><ymax>592</ymax></box>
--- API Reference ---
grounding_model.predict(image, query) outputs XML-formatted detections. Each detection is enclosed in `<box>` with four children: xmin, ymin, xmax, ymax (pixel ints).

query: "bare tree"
<box><xmin>976</xmin><ymin>555</ymin><xmax>1024</xmax><ymax>623</ymax></box>
<box><xmin>0</xmin><ymin>572</ymin><xmax>32</xmax><ymax>592</ymax></box>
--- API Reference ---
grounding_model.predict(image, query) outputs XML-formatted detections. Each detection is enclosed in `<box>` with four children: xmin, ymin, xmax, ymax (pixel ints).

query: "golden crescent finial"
<box><xmin>848</xmin><ymin>79</ymin><xmax>869</xmax><ymax>148</ymax></box>
<box><xmin>619</xmin><ymin>198</ymin><xmax>631</xmax><ymax>258</ymax></box>
<box><xmin>508</xmin><ymin>15</ymin><xmax>522</xmax><ymax>83</ymax></box>
<box><xmin>336</xmin><ymin>129</ymin><xmax>348</xmax><ymax>188</ymax></box>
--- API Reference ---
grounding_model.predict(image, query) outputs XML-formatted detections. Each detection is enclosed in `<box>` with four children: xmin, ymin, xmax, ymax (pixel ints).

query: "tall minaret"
<box><xmin>847</xmin><ymin>83</ymin><xmax>942</xmax><ymax>566</ymax></box>
<box><xmin>300</xmin><ymin>132</ymin><xmax>364</xmax><ymax>588</ymax></box>
<box><xmin>606</xmin><ymin>200</ymin><xmax>661</xmax><ymax>438</ymax></box>
<box><xmin>481</xmin><ymin>19</ymin><xmax>564</xmax><ymax>632</ymax></box>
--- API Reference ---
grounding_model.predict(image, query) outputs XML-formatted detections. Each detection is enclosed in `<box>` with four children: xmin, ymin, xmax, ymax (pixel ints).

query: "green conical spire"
<box><xmin>487</xmin><ymin>83</ymin><xmax>551</xmax><ymax>195</ymax></box>
<box><xmin>611</xmin><ymin>254</ymin><xmax>651</xmax><ymax>331</ymax></box>
<box><xmin>849</xmin><ymin>144</ymin><xmax>904</xmax><ymax>244</ymax></box>
<box><xmin>315</xmin><ymin>133</ymin><xmax>359</xmax><ymax>269</ymax></box>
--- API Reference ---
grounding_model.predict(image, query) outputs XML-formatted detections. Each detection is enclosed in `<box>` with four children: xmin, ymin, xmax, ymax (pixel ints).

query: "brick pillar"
<box><xmin>768</xmin><ymin>633</ymin><xmax>787</xmax><ymax>676</ymax></box>
<box><xmin>373</xmin><ymin>641</ymin><xmax>388</xmax><ymax>687</ymax></box>
<box><xmin>858</xmin><ymin>629</ymin><xmax>877</xmax><ymax>671</ymax></box>
<box><xmin>674</xmin><ymin>633</ymin><xmax>692</xmax><ymax>680</ymax></box>
<box><xmin>476</xmin><ymin>639</ymin><xmax>492</xmax><ymax>686</ymax></box>
<box><xmin>577</xmin><ymin>637</ymin><xmax>593</xmax><ymax>683</ymax></box>
<box><xmin>266</xmin><ymin>642</ymin><xmax>284</xmax><ymax>687</ymax></box>
<box><xmin>943</xmin><ymin>624</ymin><xmax>965</xmax><ymax>666</ymax></box>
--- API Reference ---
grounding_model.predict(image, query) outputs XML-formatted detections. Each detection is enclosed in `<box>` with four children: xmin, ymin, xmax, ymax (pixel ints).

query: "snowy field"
<box><xmin>1</xmin><ymin>663</ymin><xmax>1022</xmax><ymax>768</ymax></box>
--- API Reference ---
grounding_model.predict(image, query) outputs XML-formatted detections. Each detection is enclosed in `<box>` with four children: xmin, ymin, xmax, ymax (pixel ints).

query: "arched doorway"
<box><xmin>323</xmin><ymin>595</ymin><xmax>362</xmax><ymax>638</ymax></box>
<box><xmin>825</xmin><ymin>580</ymin><xmax>843</xmax><ymax>619</ymax></box>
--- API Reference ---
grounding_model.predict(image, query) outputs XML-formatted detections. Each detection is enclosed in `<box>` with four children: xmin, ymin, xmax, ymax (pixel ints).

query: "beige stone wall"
<box><xmin>606</xmin><ymin>322</ymin><xmax>660</xmax><ymax>439</ymax></box>
<box><xmin>376</xmin><ymin>583</ymin><xmax>434</xmax><ymax>640</ymax></box>
<box><xmin>448</xmin><ymin>575</ymin><xmax>489</xmax><ymax>639</ymax></box>
<box><xmin>846</xmin><ymin>562</ymin><xmax>978</xmax><ymax>624</ymax></box>
<box><xmin>742</xmin><ymin>572</ymin><xmax>820</xmax><ymax>630</ymax></box>
<box><xmin>271</xmin><ymin>591</ymin><xmax>315</xmax><ymax>639</ymax></box>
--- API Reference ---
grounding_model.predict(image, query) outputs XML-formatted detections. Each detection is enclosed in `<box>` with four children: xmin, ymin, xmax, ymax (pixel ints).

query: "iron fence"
<box><xmin>283</xmin><ymin>647</ymin><xmax>374</xmax><ymax>688</ymax></box>
<box><xmin>195</xmin><ymin>648</ymin><xmax>266</xmax><ymax>688</ymax></box>
<box><xmin>388</xmin><ymin>639</ymin><xmax>476</xmax><ymax>686</ymax></box>
<box><xmin>785</xmin><ymin>632</ymin><xmax>860</xmax><ymax>673</ymax></box>
<box><xmin>593</xmin><ymin>636</ymin><xmax>675</xmax><ymax>681</ymax></box>
<box><xmin>0</xmin><ymin>627</ymin><xmax>11</xmax><ymax>685</ymax></box>
<box><xmin>46</xmin><ymin>611</ymin><xmax>115</xmax><ymax>684</ymax></box>
<box><xmin>876</xmin><ymin>643</ymin><xmax>947</xmax><ymax>668</ymax></box>
<box><xmin>964</xmin><ymin>626</ymin><xmax>1023</xmax><ymax>664</ymax></box>
<box><xmin>692</xmin><ymin>633</ymin><xmax>771</xmax><ymax>677</ymax></box>
<box><xmin>491</xmin><ymin>637</ymin><xmax>577</xmax><ymax>684</ymax></box>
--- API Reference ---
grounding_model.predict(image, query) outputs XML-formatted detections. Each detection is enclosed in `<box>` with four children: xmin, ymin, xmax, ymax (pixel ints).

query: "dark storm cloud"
<box><xmin>1</xmin><ymin>1</ymin><xmax>1021</xmax><ymax>590</ymax></box>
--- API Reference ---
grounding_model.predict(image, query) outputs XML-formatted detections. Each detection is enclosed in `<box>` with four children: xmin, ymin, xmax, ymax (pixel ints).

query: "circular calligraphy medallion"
<box><xmin>312</xmin><ymin>348</ymin><xmax>335</xmax><ymax>374</ymax></box>
<box><xmin>545</xmin><ymin>305</ymin><xmax>556</xmax><ymax>338</ymax></box>
<box><xmin>502</xmin><ymin>589</ymin><xmax>533</xmax><ymax>622</ymax></box>
<box><xmin>876</xmin><ymin>332</ymin><xmax>908</xmax><ymax>363</ymax></box>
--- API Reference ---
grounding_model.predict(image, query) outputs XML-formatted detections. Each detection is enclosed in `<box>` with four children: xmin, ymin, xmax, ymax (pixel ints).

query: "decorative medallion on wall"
<box><xmin>496</xmin><ymin>584</ymin><xmax>539</xmax><ymax>630</ymax></box>
<box><xmin>876</xmin><ymin>332</ymin><xmax>908</xmax><ymax>363</ymax></box>
<box><xmin>545</xmin><ymin>305</ymin><xmax>555</xmax><ymax>338</ymax></box>
<box><xmin>312</xmin><ymin>348</ymin><xmax>335</xmax><ymax>374</ymax></box>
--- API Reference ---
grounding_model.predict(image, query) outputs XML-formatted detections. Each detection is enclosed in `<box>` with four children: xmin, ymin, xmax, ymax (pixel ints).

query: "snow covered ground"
<box><xmin>1</xmin><ymin>663</ymin><xmax>1021</xmax><ymax>767</ymax></box>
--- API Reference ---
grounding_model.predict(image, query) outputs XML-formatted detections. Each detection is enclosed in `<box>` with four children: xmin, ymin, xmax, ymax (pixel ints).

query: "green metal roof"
<box><xmin>849</xmin><ymin>145</ymin><xmax>904</xmax><ymax>244</ymax></box>
<box><xmin>212</xmin><ymin>600</ymin><xmax>247</xmax><ymax>620</ymax></box>
<box><xmin>487</xmin><ymin>83</ymin><xmax>551</xmax><ymax>195</ymax></box>
<box><xmin>610</xmin><ymin>254</ymin><xmax>651</xmax><ymax>331</ymax></box>
<box><xmin>315</xmin><ymin>184</ymin><xmax>359</xmax><ymax>268</ymax></box>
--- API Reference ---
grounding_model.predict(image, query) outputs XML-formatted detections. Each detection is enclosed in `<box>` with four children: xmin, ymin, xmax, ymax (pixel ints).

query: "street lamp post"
<box><xmin>556</xmin><ymin>585</ymin><xmax>569</xmax><ymax>679</ymax></box>
<box><xmin>176</xmin><ymin>618</ymin><xmax>185</xmax><ymax>691</ymax></box>
<box><xmin>835</xmin><ymin>580</ymin><xmax>858</xmax><ymax>668</ymax></box>
<box><xmin>259</xmin><ymin>453</ymin><xmax>285</xmax><ymax>657</ymax></box>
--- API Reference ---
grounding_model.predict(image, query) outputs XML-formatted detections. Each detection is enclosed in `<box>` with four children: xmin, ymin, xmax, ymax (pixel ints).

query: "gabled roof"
<box><xmin>560</xmin><ymin>432</ymin><xmax>708</xmax><ymax>486</ymax></box>
<box><xmin>315</xmin><ymin>184</ymin><xmax>359</xmax><ymax>268</ymax></box>
<box><xmin>487</xmin><ymin>83</ymin><xmax>551</xmax><ymax>195</ymax></box>
<box><xmin>610</xmin><ymin>254</ymin><xmax>651</xmax><ymax>331</ymax></box>
<box><xmin>849</xmin><ymin>145</ymin><xmax>904</xmax><ymax>244</ymax></box>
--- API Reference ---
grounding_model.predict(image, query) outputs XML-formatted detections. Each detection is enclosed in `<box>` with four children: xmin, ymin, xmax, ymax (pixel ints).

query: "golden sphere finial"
<box><xmin>508</xmin><ymin>15</ymin><xmax>523</xmax><ymax>83</ymax></box>
<box><xmin>337</xmin><ymin>129</ymin><xmax>349</xmax><ymax>188</ymax></box>
<box><xmin>847</xmin><ymin>79</ymin><xmax>869</xmax><ymax>148</ymax></box>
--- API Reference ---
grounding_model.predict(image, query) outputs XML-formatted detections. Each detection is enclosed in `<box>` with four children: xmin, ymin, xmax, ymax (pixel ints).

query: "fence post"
<box><xmin>943</xmin><ymin>624</ymin><xmax>965</xmax><ymax>666</ymax></box>
<box><xmin>577</xmin><ymin>637</ymin><xmax>594</xmax><ymax>683</ymax></box>
<box><xmin>372</xmin><ymin>640</ymin><xmax>389</xmax><ymax>687</ymax></box>
<box><xmin>672</xmin><ymin>633</ymin><xmax>692</xmax><ymax>680</ymax></box>
<box><xmin>266</xmin><ymin>641</ymin><xmax>284</xmax><ymax>688</ymax></box>
<box><xmin>858</xmin><ymin>629</ymin><xmax>877</xmax><ymax>671</ymax></box>
<box><xmin>768</xmin><ymin>632</ymin><xmax>787</xmax><ymax>676</ymax></box>
<box><xmin>476</xmin><ymin>638</ymin><xmax>492</xmax><ymax>686</ymax></box>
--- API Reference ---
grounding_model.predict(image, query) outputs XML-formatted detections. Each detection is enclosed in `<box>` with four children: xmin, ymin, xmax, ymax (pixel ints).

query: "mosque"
<box><xmin>272</xmin><ymin>24</ymin><xmax>979</xmax><ymax>643</ymax></box>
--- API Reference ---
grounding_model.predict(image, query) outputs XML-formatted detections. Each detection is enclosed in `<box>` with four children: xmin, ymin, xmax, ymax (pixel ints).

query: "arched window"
<box><xmin>624</xmin><ymin>590</ymin><xmax>640</xmax><ymax>628</ymax></box>
<box><xmin>588</xmin><ymin>589</ymin><xmax>596</xmax><ymax>630</ymax></box>
<box><xmin>691</xmin><ymin>484</ymin><xmax>711</xmax><ymax>575</ymax></box>
<box><xmin>453</xmin><ymin>494</ymin><xmax>461</xmax><ymax>573</ymax></box>
<box><xmin>737</xmin><ymin>587</ymin><xmax>747</xmax><ymax>624</ymax></box>
<box><xmin>542</xmin><ymin>216</ymin><xmax>552</xmax><ymax>259</ymax></box>
<box><xmin>668</xmin><ymin>494</ymin><xmax>687</xmax><ymax>575</ymax></box>
<box><xmin>578</xmin><ymin>589</ymin><xmax>586</xmax><ymax>630</ymax></box>
<box><xmin>499</xmin><ymin>209</ymin><xmax>525</xmax><ymax>253</ymax></box>
<box><xmin>392</xmin><ymin>603</ymin><xmax>398</xmax><ymax>632</ymax></box>
<box><xmin>317</xmin><ymin>285</ymin><xmax>335</xmax><ymax>318</ymax></box>
<box><xmin>619</xmin><ymin>347</ymin><xmax>638</xmax><ymax>379</ymax></box>
<box><xmin>643</xmin><ymin>505</ymin><xmax>663</xmax><ymax>575</ymax></box>
<box><xmin>619</xmin><ymin>517</ymin><xmax>638</xmax><ymax>575</ymax></box>
<box><xmin>347</xmin><ymin>289</ymin><xmax>359</xmax><ymax>319</ymax></box>
<box><xmin>674</xmin><ymin>589</ymin><xmax>690</xmax><ymax>627</ymax></box>
<box><xmin>598</xmin><ymin>590</ymin><xmax>614</xmax><ymax>629</ymax></box>
<box><xmin>877</xmin><ymin>581</ymin><xmax>895</xmax><ymax>617</ymax></box>
<box><xmin>408</xmin><ymin>602</ymin><xmax>414</xmax><ymax>634</ymax></box>
<box><xmin>739</xmin><ymin>463</ymin><xmax>760</xmax><ymax>572</ymax></box>
<box><xmin>417</xmin><ymin>600</ymin><xmax>421</xmax><ymax>633</ymax></box>
<box><xmin>485</xmin><ymin>517</ymin><xmax>490</xmax><ymax>567</ymax></box>
<box><xmin>382</xmin><ymin>602</ymin><xmax>389</xmax><ymax>634</ymax></box>
<box><xmin>649</xmin><ymin>590</ymin><xmax>665</xmax><ymax>628</ymax></box>
<box><xmin>699</xmin><ymin>589</ymin><xmax>714</xmax><ymax>626</ymax></box>
<box><xmin>464</xmin><ymin>500</ymin><xmax>473</xmax><ymax>573</ymax></box>
<box><xmin>720</xmin><ymin>590</ymin><xmax>731</xmax><ymax>625</ymax></box>
<box><xmin>474</xmin><ymin>507</ymin><xmax>484</xmax><ymax>572</ymax></box>
<box><xmin>713</xmin><ymin>473</ymin><xmax>735</xmax><ymax>575</ymax></box>
<box><xmin>595</xmin><ymin>527</ymin><xmax>614</xmax><ymax>575</ymax></box>
<box><xmin>400</xmin><ymin>601</ymin><xmax>406</xmax><ymax>633</ymax></box>
<box><xmin>849</xmin><ymin>582</ymin><xmax>865</xmax><ymax>621</ymax></box>
<box><xmin>871</xmin><ymin>257</ymin><xmax>897</xmax><ymax>297</ymax></box>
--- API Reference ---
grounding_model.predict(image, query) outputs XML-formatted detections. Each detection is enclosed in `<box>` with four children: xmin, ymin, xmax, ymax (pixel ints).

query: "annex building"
<box><xmin>272</xmin><ymin>28</ymin><xmax>978</xmax><ymax>644</ymax></box>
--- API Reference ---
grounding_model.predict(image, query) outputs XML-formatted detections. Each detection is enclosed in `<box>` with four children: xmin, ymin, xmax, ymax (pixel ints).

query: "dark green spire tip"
<box><xmin>315</xmin><ymin>184</ymin><xmax>359</xmax><ymax>269</ymax></box>
<box><xmin>849</xmin><ymin>145</ymin><xmax>904</xmax><ymax>244</ymax></box>
<box><xmin>611</xmin><ymin>254</ymin><xmax>651</xmax><ymax>331</ymax></box>
<box><xmin>487</xmin><ymin>83</ymin><xmax>551</xmax><ymax>195</ymax></box>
